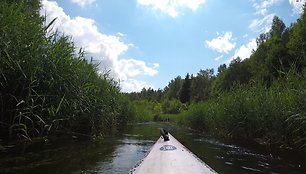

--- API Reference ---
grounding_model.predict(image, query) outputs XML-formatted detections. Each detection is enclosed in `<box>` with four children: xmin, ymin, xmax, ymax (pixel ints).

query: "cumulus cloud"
<box><xmin>205</xmin><ymin>32</ymin><xmax>236</xmax><ymax>54</ymax></box>
<box><xmin>70</xmin><ymin>0</ymin><xmax>96</xmax><ymax>7</ymax></box>
<box><xmin>137</xmin><ymin>0</ymin><xmax>206</xmax><ymax>18</ymax></box>
<box><xmin>232</xmin><ymin>39</ymin><xmax>257</xmax><ymax>61</ymax></box>
<box><xmin>41</xmin><ymin>0</ymin><xmax>159</xmax><ymax>92</ymax></box>
<box><xmin>120</xmin><ymin>79</ymin><xmax>153</xmax><ymax>92</ymax></box>
<box><xmin>115</xmin><ymin>59</ymin><xmax>159</xmax><ymax>79</ymax></box>
<box><xmin>249</xmin><ymin>13</ymin><xmax>275</xmax><ymax>33</ymax></box>
<box><xmin>288</xmin><ymin>0</ymin><xmax>306</xmax><ymax>15</ymax></box>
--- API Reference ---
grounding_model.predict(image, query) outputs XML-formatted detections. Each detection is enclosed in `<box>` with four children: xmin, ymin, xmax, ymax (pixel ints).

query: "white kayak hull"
<box><xmin>130</xmin><ymin>133</ymin><xmax>217</xmax><ymax>174</ymax></box>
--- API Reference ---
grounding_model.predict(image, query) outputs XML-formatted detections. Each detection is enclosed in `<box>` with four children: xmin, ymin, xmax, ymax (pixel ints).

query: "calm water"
<box><xmin>0</xmin><ymin>122</ymin><xmax>305</xmax><ymax>173</ymax></box>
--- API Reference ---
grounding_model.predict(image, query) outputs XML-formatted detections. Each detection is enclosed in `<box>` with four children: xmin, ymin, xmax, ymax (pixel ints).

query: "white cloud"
<box><xmin>41</xmin><ymin>0</ymin><xmax>159</xmax><ymax>92</ymax></box>
<box><xmin>288</xmin><ymin>0</ymin><xmax>306</xmax><ymax>15</ymax></box>
<box><xmin>116</xmin><ymin>59</ymin><xmax>159</xmax><ymax>79</ymax></box>
<box><xmin>231</xmin><ymin>39</ymin><xmax>257</xmax><ymax>61</ymax></box>
<box><xmin>253</xmin><ymin>0</ymin><xmax>282</xmax><ymax>15</ymax></box>
<box><xmin>70</xmin><ymin>0</ymin><xmax>96</xmax><ymax>7</ymax></box>
<box><xmin>249</xmin><ymin>13</ymin><xmax>275</xmax><ymax>33</ymax></box>
<box><xmin>249</xmin><ymin>1</ymin><xmax>282</xmax><ymax>34</ymax></box>
<box><xmin>137</xmin><ymin>0</ymin><xmax>206</xmax><ymax>18</ymax></box>
<box><xmin>214</xmin><ymin>55</ymin><xmax>223</xmax><ymax>61</ymax></box>
<box><xmin>120</xmin><ymin>79</ymin><xmax>154</xmax><ymax>93</ymax></box>
<box><xmin>116</xmin><ymin>32</ymin><xmax>126</xmax><ymax>37</ymax></box>
<box><xmin>205</xmin><ymin>32</ymin><xmax>236</xmax><ymax>54</ymax></box>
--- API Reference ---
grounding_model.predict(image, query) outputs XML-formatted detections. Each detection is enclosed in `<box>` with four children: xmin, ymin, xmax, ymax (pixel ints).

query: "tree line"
<box><xmin>129</xmin><ymin>12</ymin><xmax>306</xmax><ymax>105</ymax></box>
<box><xmin>128</xmin><ymin>6</ymin><xmax>306</xmax><ymax>150</ymax></box>
<box><xmin>1</xmin><ymin>0</ymin><xmax>305</xmax><ymax>150</ymax></box>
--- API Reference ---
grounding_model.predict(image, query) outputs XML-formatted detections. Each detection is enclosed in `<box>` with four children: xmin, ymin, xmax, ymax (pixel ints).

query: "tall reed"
<box><xmin>178</xmin><ymin>74</ymin><xmax>306</xmax><ymax>149</ymax></box>
<box><xmin>0</xmin><ymin>0</ymin><xmax>134</xmax><ymax>142</ymax></box>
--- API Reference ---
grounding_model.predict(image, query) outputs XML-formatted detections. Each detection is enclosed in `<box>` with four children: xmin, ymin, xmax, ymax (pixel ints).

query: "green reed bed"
<box><xmin>178</xmin><ymin>74</ymin><xmax>306</xmax><ymax>149</ymax></box>
<box><xmin>132</xmin><ymin>100</ymin><xmax>156</xmax><ymax>122</ymax></box>
<box><xmin>0</xmin><ymin>1</ymin><xmax>134</xmax><ymax>143</ymax></box>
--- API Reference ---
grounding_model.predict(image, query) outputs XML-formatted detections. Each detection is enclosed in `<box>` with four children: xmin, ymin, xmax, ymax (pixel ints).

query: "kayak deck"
<box><xmin>130</xmin><ymin>133</ymin><xmax>217</xmax><ymax>174</ymax></box>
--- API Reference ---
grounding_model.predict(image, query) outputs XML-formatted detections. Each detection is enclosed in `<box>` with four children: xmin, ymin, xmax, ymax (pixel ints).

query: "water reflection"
<box><xmin>0</xmin><ymin>122</ymin><xmax>305</xmax><ymax>174</ymax></box>
<box><xmin>80</xmin><ymin>139</ymin><xmax>155</xmax><ymax>174</ymax></box>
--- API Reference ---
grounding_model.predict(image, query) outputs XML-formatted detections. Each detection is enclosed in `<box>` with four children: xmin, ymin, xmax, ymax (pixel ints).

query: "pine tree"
<box><xmin>179</xmin><ymin>73</ymin><xmax>191</xmax><ymax>103</ymax></box>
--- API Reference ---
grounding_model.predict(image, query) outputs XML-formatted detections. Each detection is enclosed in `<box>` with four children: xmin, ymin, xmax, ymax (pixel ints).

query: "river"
<box><xmin>0</xmin><ymin>122</ymin><xmax>305</xmax><ymax>173</ymax></box>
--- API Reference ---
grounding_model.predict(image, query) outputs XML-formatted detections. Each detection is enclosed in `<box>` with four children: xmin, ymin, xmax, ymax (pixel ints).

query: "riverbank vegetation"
<box><xmin>1</xmin><ymin>0</ymin><xmax>305</xmax><ymax>152</ymax></box>
<box><xmin>0</xmin><ymin>0</ymin><xmax>134</xmax><ymax>144</ymax></box>
<box><xmin>129</xmin><ymin>6</ymin><xmax>306</xmax><ymax>150</ymax></box>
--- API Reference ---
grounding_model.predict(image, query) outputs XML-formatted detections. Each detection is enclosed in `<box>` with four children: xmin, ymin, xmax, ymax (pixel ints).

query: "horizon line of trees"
<box><xmin>128</xmin><ymin>5</ymin><xmax>306</xmax><ymax>149</ymax></box>
<box><xmin>128</xmin><ymin>8</ymin><xmax>306</xmax><ymax>105</ymax></box>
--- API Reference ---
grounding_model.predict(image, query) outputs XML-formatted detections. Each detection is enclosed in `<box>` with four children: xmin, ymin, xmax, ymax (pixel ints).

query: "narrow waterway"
<box><xmin>0</xmin><ymin>122</ymin><xmax>305</xmax><ymax>173</ymax></box>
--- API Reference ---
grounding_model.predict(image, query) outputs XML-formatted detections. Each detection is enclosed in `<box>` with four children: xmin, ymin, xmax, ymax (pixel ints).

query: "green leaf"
<box><xmin>56</xmin><ymin>95</ymin><xmax>65</xmax><ymax>114</ymax></box>
<box><xmin>44</xmin><ymin>17</ymin><xmax>57</xmax><ymax>32</ymax></box>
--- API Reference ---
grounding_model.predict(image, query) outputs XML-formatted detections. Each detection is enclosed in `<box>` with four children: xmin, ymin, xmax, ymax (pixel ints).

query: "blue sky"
<box><xmin>40</xmin><ymin>0</ymin><xmax>306</xmax><ymax>92</ymax></box>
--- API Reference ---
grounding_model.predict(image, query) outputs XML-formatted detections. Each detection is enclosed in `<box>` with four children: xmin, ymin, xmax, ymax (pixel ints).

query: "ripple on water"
<box><xmin>215</xmin><ymin>155</ymin><xmax>225</xmax><ymax>159</ymax></box>
<box><xmin>224</xmin><ymin>161</ymin><xmax>234</xmax><ymax>166</ymax></box>
<box><xmin>257</xmin><ymin>161</ymin><xmax>271</xmax><ymax>170</ymax></box>
<box><xmin>241</xmin><ymin>166</ymin><xmax>263</xmax><ymax>173</ymax></box>
<box><xmin>119</xmin><ymin>138</ymin><xmax>155</xmax><ymax>146</ymax></box>
<box><xmin>194</xmin><ymin>138</ymin><xmax>240</xmax><ymax>150</ymax></box>
<box><xmin>122</xmin><ymin>134</ymin><xmax>142</xmax><ymax>137</ymax></box>
<box><xmin>194</xmin><ymin>137</ymin><xmax>288</xmax><ymax>173</ymax></box>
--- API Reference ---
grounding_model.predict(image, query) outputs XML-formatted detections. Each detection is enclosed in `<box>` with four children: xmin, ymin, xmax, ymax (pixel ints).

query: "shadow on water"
<box><xmin>0</xmin><ymin>122</ymin><xmax>305</xmax><ymax>173</ymax></box>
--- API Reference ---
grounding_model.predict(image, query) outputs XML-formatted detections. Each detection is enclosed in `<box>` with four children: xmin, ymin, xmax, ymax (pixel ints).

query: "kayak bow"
<box><xmin>130</xmin><ymin>128</ymin><xmax>217</xmax><ymax>174</ymax></box>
